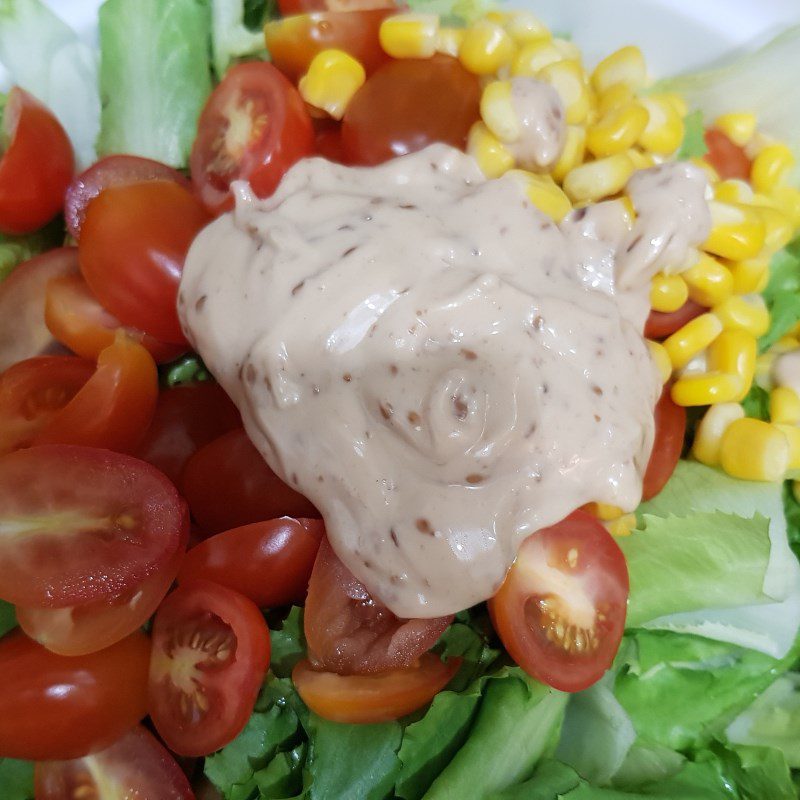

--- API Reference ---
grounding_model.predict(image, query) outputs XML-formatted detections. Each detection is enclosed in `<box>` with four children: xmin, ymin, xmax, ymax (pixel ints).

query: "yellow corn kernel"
<box><xmin>714</xmin><ymin>179</ymin><xmax>754</xmax><ymax>204</ymax></box>
<box><xmin>757</xmin><ymin>205</ymin><xmax>794</xmax><ymax>253</ymax></box>
<box><xmin>507</xmin><ymin>170</ymin><xmax>572</xmax><ymax>222</ymax></box>
<box><xmin>551</xmin><ymin>125</ymin><xmax>586</xmax><ymax>183</ymax></box>
<box><xmin>647</xmin><ymin>339</ymin><xmax>672</xmax><ymax>384</ymax></box>
<box><xmin>435</xmin><ymin>27</ymin><xmax>464</xmax><ymax>57</ymax></box>
<box><xmin>298</xmin><ymin>49</ymin><xmax>365</xmax><ymax>120</ymax></box>
<box><xmin>672</xmin><ymin>372</ymin><xmax>744</xmax><ymax>407</ymax></box>
<box><xmin>714</xmin><ymin>295</ymin><xmax>770</xmax><ymax>338</ymax></box>
<box><xmin>626</xmin><ymin>148</ymin><xmax>655</xmax><ymax>170</ymax></box>
<box><xmin>459</xmin><ymin>20</ymin><xmax>515</xmax><ymax>75</ymax></box>
<box><xmin>770</xmin><ymin>185</ymin><xmax>800</xmax><ymax>227</ymax></box>
<box><xmin>714</xmin><ymin>112</ymin><xmax>757</xmax><ymax>147</ymax></box>
<box><xmin>691</xmin><ymin>156</ymin><xmax>720</xmax><ymax>186</ymax></box>
<box><xmin>751</xmin><ymin>143</ymin><xmax>795</xmax><ymax>193</ymax></box>
<box><xmin>379</xmin><ymin>13</ymin><xmax>439</xmax><ymax>59</ymax></box>
<box><xmin>703</xmin><ymin>201</ymin><xmax>766</xmax><ymax>261</ymax></box>
<box><xmin>692</xmin><ymin>402</ymin><xmax>745</xmax><ymax>466</ymax></box>
<box><xmin>553</xmin><ymin>38</ymin><xmax>582</xmax><ymax>62</ymax></box>
<box><xmin>510</xmin><ymin>40</ymin><xmax>562</xmax><ymax>76</ymax></box>
<box><xmin>596</xmin><ymin>83</ymin><xmax>634</xmax><ymax>115</ymax></box>
<box><xmin>480</xmin><ymin>80</ymin><xmax>519</xmax><ymax>143</ymax></box>
<box><xmin>663</xmin><ymin>313</ymin><xmax>723</xmax><ymax>370</ymax></box>
<box><xmin>637</xmin><ymin>95</ymin><xmax>684</xmax><ymax>155</ymax></box>
<box><xmin>776</xmin><ymin>424</ymin><xmax>800</xmax><ymax>469</ymax></box>
<box><xmin>584</xmin><ymin>502</ymin><xmax>624</xmax><ymax>521</ymax></box>
<box><xmin>720</xmin><ymin>418</ymin><xmax>789</xmax><ymax>481</ymax></box>
<box><xmin>650</xmin><ymin>272</ymin><xmax>688</xmax><ymax>313</ymax></box>
<box><xmin>724</xmin><ymin>255</ymin><xmax>768</xmax><ymax>297</ymax></box>
<box><xmin>467</xmin><ymin>122</ymin><xmax>514</xmax><ymax>178</ymax></box>
<box><xmin>681</xmin><ymin>253</ymin><xmax>734</xmax><ymax>307</ymax></box>
<box><xmin>586</xmin><ymin>102</ymin><xmax>649</xmax><ymax>158</ymax></box>
<box><xmin>770</xmin><ymin>387</ymin><xmax>800</xmax><ymax>425</ymax></box>
<box><xmin>707</xmin><ymin>330</ymin><xmax>756</xmax><ymax>401</ymax></box>
<box><xmin>591</xmin><ymin>45</ymin><xmax>647</xmax><ymax>93</ymax></box>
<box><xmin>562</xmin><ymin>152</ymin><xmax>634</xmax><ymax>203</ymax></box>
<box><xmin>538</xmin><ymin>59</ymin><xmax>590</xmax><ymax>125</ymax></box>
<box><xmin>503</xmin><ymin>10</ymin><xmax>551</xmax><ymax>44</ymax></box>
<box><xmin>660</xmin><ymin>92</ymin><xmax>688</xmax><ymax>118</ymax></box>
<box><xmin>606</xmin><ymin>513</ymin><xmax>637</xmax><ymax>537</ymax></box>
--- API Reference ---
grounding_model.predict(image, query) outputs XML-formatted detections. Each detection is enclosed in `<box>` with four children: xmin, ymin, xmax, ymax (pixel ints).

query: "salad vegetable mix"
<box><xmin>0</xmin><ymin>0</ymin><xmax>800</xmax><ymax>798</ymax></box>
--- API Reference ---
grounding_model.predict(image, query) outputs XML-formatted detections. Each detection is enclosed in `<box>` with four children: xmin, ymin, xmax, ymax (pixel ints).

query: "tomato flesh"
<box><xmin>642</xmin><ymin>388</ymin><xmax>686</xmax><ymax>501</ymax></box>
<box><xmin>644</xmin><ymin>299</ymin><xmax>705</xmax><ymax>340</ymax></box>
<box><xmin>704</xmin><ymin>128</ymin><xmax>752</xmax><ymax>181</ymax></box>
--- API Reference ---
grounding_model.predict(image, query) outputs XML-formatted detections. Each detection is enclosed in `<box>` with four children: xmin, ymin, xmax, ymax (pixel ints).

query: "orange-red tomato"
<box><xmin>278</xmin><ymin>0</ymin><xmax>399</xmax><ymax>13</ymax></box>
<box><xmin>642</xmin><ymin>388</ymin><xmax>686</xmax><ymax>501</ymax></box>
<box><xmin>704</xmin><ymin>128</ymin><xmax>752</xmax><ymax>181</ymax></box>
<box><xmin>644</xmin><ymin>299</ymin><xmax>706</xmax><ymax>340</ymax></box>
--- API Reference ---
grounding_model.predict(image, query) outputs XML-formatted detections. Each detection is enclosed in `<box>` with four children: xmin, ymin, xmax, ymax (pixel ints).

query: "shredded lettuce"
<box><xmin>0</xmin><ymin>759</ymin><xmax>33</xmax><ymax>800</ymax></box>
<box><xmin>160</xmin><ymin>353</ymin><xmax>211</xmax><ymax>387</ymax></box>
<box><xmin>0</xmin><ymin>219</ymin><xmax>63</xmax><ymax>284</ymax></box>
<box><xmin>675</xmin><ymin>111</ymin><xmax>707</xmax><ymax>161</ymax></box>
<box><xmin>211</xmin><ymin>0</ymin><xmax>269</xmax><ymax>78</ymax></box>
<box><xmin>760</xmin><ymin>236</ymin><xmax>800</xmax><ymax>352</ymax></box>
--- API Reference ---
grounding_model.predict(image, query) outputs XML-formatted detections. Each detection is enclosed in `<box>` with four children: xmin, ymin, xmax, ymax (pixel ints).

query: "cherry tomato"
<box><xmin>264</xmin><ymin>9</ymin><xmax>393</xmax><ymax>82</ymax></box>
<box><xmin>149</xmin><ymin>581</ymin><xmax>271</xmax><ymax>756</ymax></box>
<box><xmin>0</xmin><ymin>87</ymin><xmax>73</xmax><ymax>235</ymax></box>
<box><xmin>0</xmin><ymin>630</ymin><xmax>150</xmax><ymax>760</ymax></box>
<box><xmin>35</xmin><ymin>725</ymin><xmax>194</xmax><ymax>800</ymax></box>
<box><xmin>279</xmin><ymin>0</ymin><xmax>397</xmax><ymax>13</ymax></box>
<box><xmin>293</xmin><ymin>653</ymin><xmax>459</xmax><ymax>724</ymax></box>
<box><xmin>488</xmin><ymin>511</ymin><xmax>629</xmax><ymax>693</ymax></box>
<box><xmin>190</xmin><ymin>62</ymin><xmax>314</xmax><ymax>215</ymax></box>
<box><xmin>45</xmin><ymin>271</ymin><xmax>187</xmax><ymax>363</ymax></box>
<box><xmin>704</xmin><ymin>128</ymin><xmax>752</xmax><ymax>181</ymax></box>
<box><xmin>0</xmin><ymin>445</ymin><xmax>187</xmax><ymax>608</ymax></box>
<box><xmin>314</xmin><ymin>117</ymin><xmax>347</xmax><ymax>163</ymax></box>
<box><xmin>181</xmin><ymin>428</ymin><xmax>320</xmax><ymax>533</ymax></box>
<box><xmin>79</xmin><ymin>180</ymin><xmax>210</xmax><ymax>344</ymax></box>
<box><xmin>644</xmin><ymin>299</ymin><xmax>705</xmax><ymax>339</ymax></box>
<box><xmin>342</xmin><ymin>55</ymin><xmax>481</xmax><ymax>165</ymax></box>
<box><xmin>0</xmin><ymin>248</ymin><xmax>77</xmax><ymax>372</ymax></box>
<box><xmin>64</xmin><ymin>154</ymin><xmax>189</xmax><ymax>240</ymax></box>
<box><xmin>179</xmin><ymin>517</ymin><xmax>324</xmax><ymax>607</ymax></box>
<box><xmin>642</xmin><ymin>388</ymin><xmax>686</xmax><ymax>501</ymax></box>
<box><xmin>304</xmin><ymin>538</ymin><xmax>452</xmax><ymax>674</ymax></box>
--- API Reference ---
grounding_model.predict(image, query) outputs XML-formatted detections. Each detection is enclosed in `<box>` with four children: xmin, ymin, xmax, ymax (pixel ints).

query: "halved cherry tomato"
<box><xmin>79</xmin><ymin>180</ymin><xmax>210</xmax><ymax>344</ymax></box>
<box><xmin>293</xmin><ymin>653</ymin><xmax>459</xmax><ymax>724</ymax></box>
<box><xmin>0</xmin><ymin>630</ymin><xmax>150</xmax><ymax>760</ymax></box>
<box><xmin>64</xmin><ymin>154</ymin><xmax>189</xmax><ymax>240</ymax></box>
<box><xmin>190</xmin><ymin>62</ymin><xmax>314</xmax><ymax>215</ymax></box>
<box><xmin>488</xmin><ymin>511</ymin><xmax>629</xmax><ymax>693</ymax></box>
<box><xmin>704</xmin><ymin>128</ymin><xmax>752</xmax><ymax>181</ymax></box>
<box><xmin>265</xmin><ymin>10</ymin><xmax>393</xmax><ymax>82</ymax></box>
<box><xmin>35</xmin><ymin>726</ymin><xmax>194</xmax><ymax>800</ymax></box>
<box><xmin>179</xmin><ymin>517</ymin><xmax>324</xmax><ymax>607</ymax></box>
<box><xmin>33</xmin><ymin>335</ymin><xmax>158</xmax><ymax>454</ymax></box>
<box><xmin>314</xmin><ymin>117</ymin><xmax>347</xmax><ymax>163</ymax></box>
<box><xmin>642</xmin><ymin>388</ymin><xmax>686</xmax><ymax>501</ymax></box>
<box><xmin>304</xmin><ymin>538</ymin><xmax>452</xmax><ymax>674</ymax></box>
<box><xmin>149</xmin><ymin>581</ymin><xmax>271</xmax><ymax>756</ymax></box>
<box><xmin>0</xmin><ymin>248</ymin><xmax>76</xmax><ymax>372</ymax></box>
<box><xmin>0</xmin><ymin>445</ymin><xmax>187</xmax><ymax>608</ymax></box>
<box><xmin>0</xmin><ymin>87</ymin><xmax>73</xmax><ymax>235</ymax></box>
<box><xmin>181</xmin><ymin>428</ymin><xmax>320</xmax><ymax>533</ymax></box>
<box><xmin>279</xmin><ymin>0</ymin><xmax>398</xmax><ymax>13</ymax></box>
<box><xmin>644</xmin><ymin>299</ymin><xmax>705</xmax><ymax>339</ymax></box>
<box><xmin>45</xmin><ymin>271</ymin><xmax>187</xmax><ymax>363</ymax></box>
<box><xmin>342</xmin><ymin>55</ymin><xmax>481</xmax><ymax>165</ymax></box>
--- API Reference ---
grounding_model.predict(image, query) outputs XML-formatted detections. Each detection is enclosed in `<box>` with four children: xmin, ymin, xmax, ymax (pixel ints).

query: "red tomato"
<box><xmin>488</xmin><ymin>511</ymin><xmax>629</xmax><ymax>692</ymax></box>
<box><xmin>181</xmin><ymin>428</ymin><xmax>320</xmax><ymax>533</ymax></box>
<box><xmin>35</xmin><ymin>726</ymin><xmax>194</xmax><ymax>800</ymax></box>
<box><xmin>190</xmin><ymin>62</ymin><xmax>314</xmax><ymax>215</ymax></box>
<box><xmin>264</xmin><ymin>10</ymin><xmax>393</xmax><ymax>82</ymax></box>
<box><xmin>33</xmin><ymin>335</ymin><xmax>159</xmax><ymax>454</ymax></box>
<box><xmin>179</xmin><ymin>517</ymin><xmax>324</xmax><ymax>607</ymax></box>
<box><xmin>342</xmin><ymin>55</ymin><xmax>481</xmax><ymax>165</ymax></box>
<box><xmin>0</xmin><ymin>87</ymin><xmax>73</xmax><ymax>235</ymax></box>
<box><xmin>642</xmin><ymin>388</ymin><xmax>686</xmax><ymax>501</ymax></box>
<box><xmin>0</xmin><ymin>630</ymin><xmax>150</xmax><ymax>760</ymax></box>
<box><xmin>279</xmin><ymin>0</ymin><xmax>398</xmax><ymax>13</ymax></box>
<box><xmin>64</xmin><ymin>154</ymin><xmax>189</xmax><ymax>240</ymax></box>
<box><xmin>314</xmin><ymin>117</ymin><xmax>347</xmax><ymax>163</ymax></box>
<box><xmin>79</xmin><ymin>180</ymin><xmax>210</xmax><ymax>344</ymax></box>
<box><xmin>704</xmin><ymin>128</ymin><xmax>752</xmax><ymax>181</ymax></box>
<box><xmin>0</xmin><ymin>445</ymin><xmax>187</xmax><ymax>608</ymax></box>
<box><xmin>45</xmin><ymin>270</ymin><xmax>187</xmax><ymax>363</ymax></box>
<box><xmin>644</xmin><ymin>299</ymin><xmax>705</xmax><ymax>340</ymax></box>
<box><xmin>149</xmin><ymin>581</ymin><xmax>271</xmax><ymax>756</ymax></box>
<box><xmin>0</xmin><ymin>248</ymin><xmax>77</xmax><ymax>372</ymax></box>
<box><xmin>304</xmin><ymin>538</ymin><xmax>452</xmax><ymax>674</ymax></box>
<box><xmin>293</xmin><ymin>653</ymin><xmax>459</xmax><ymax>723</ymax></box>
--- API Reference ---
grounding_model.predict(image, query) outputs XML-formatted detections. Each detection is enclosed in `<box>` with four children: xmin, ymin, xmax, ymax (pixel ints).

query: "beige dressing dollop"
<box><xmin>179</xmin><ymin>145</ymin><xmax>710</xmax><ymax>618</ymax></box>
<box><xmin>507</xmin><ymin>78</ymin><xmax>566</xmax><ymax>171</ymax></box>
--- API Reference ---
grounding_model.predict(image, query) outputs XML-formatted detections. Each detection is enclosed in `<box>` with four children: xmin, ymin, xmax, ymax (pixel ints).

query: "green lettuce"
<box><xmin>160</xmin><ymin>353</ymin><xmax>211</xmax><ymax>387</ymax></box>
<box><xmin>211</xmin><ymin>0</ymin><xmax>269</xmax><ymax>78</ymax></box>
<box><xmin>0</xmin><ymin>599</ymin><xmax>16</xmax><ymax>638</ymax></box>
<box><xmin>760</xmin><ymin>236</ymin><xmax>800</xmax><ymax>352</ymax></box>
<box><xmin>675</xmin><ymin>111</ymin><xmax>707</xmax><ymax>161</ymax></box>
<box><xmin>0</xmin><ymin>219</ymin><xmax>63</xmax><ymax>284</ymax></box>
<box><xmin>0</xmin><ymin>759</ymin><xmax>33</xmax><ymax>800</ymax></box>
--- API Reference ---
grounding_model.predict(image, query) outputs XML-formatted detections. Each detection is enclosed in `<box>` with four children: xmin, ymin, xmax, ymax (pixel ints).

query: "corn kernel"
<box><xmin>692</xmin><ymin>402</ymin><xmax>745</xmax><ymax>466</ymax></box>
<box><xmin>436</xmin><ymin>27</ymin><xmax>464</xmax><ymax>57</ymax></box>
<box><xmin>714</xmin><ymin>295</ymin><xmax>770</xmax><ymax>338</ymax></box>
<box><xmin>467</xmin><ymin>122</ymin><xmax>514</xmax><ymax>178</ymax></box>
<box><xmin>751</xmin><ymin>143</ymin><xmax>795</xmax><ymax>193</ymax></box>
<box><xmin>703</xmin><ymin>201</ymin><xmax>766</xmax><ymax>261</ymax></box>
<box><xmin>626</xmin><ymin>148</ymin><xmax>655</xmax><ymax>170</ymax></box>
<box><xmin>538</xmin><ymin>59</ymin><xmax>591</xmax><ymax>125</ymax></box>
<box><xmin>553</xmin><ymin>38</ymin><xmax>582</xmax><ymax>62</ymax></box>
<box><xmin>584</xmin><ymin>502</ymin><xmax>624</xmax><ymax>521</ymax></box>
<box><xmin>663</xmin><ymin>313</ymin><xmax>723</xmax><ymax>370</ymax></box>
<box><xmin>757</xmin><ymin>205</ymin><xmax>794</xmax><ymax>253</ymax></box>
<box><xmin>591</xmin><ymin>45</ymin><xmax>647</xmax><ymax>93</ymax></box>
<box><xmin>714</xmin><ymin>112</ymin><xmax>757</xmax><ymax>147</ymax></box>
<box><xmin>379</xmin><ymin>13</ymin><xmax>439</xmax><ymax>59</ymax></box>
<box><xmin>720</xmin><ymin>418</ymin><xmax>789</xmax><ymax>481</ymax></box>
<box><xmin>638</xmin><ymin>95</ymin><xmax>684</xmax><ymax>155</ymax></box>
<box><xmin>507</xmin><ymin>170</ymin><xmax>572</xmax><ymax>221</ymax></box>
<box><xmin>647</xmin><ymin>339</ymin><xmax>672</xmax><ymax>384</ymax></box>
<box><xmin>298</xmin><ymin>49</ymin><xmax>365</xmax><ymax>120</ymax></box>
<box><xmin>661</xmin><ymin>92</ymin><xmax>688</xmax><ymax>118</ymax></box>
<box><xmin>480</xmin><ymin>80</ymin><xmax>520</xmax><ymax>143</ymax></box>
<box><xmin>714</xmin><ymin>179</ymin><xmax>754</xmax><ymax>204</ymax></box>
<box><xmin>650</xmin><ymin>272</ymin><xmax>688</xmax><ymax>313</ymax></box>
<box><xmin>503</xmin><ymin>10</ymin><xmax>551</xmax><ymax>44</ymax></box>
<box><xmin>606</xmin><ymin>513</ymin><xmax>637</xmax><ymax>537</ymax></box>
<box><xmin>770</xmin><ymin>386</ymin><xmax>800</xmax><ymax>425</ymax></box>
<box><xmin>551</xmin><ymin>125</ymin><xmax>586</xmax><ymax>183</ymax></box>
<box><xmin>776</xmin><ymin>424</ymin><xmax>800</xmax><ymax>469</ymax></box>
<box><xmin>707</xmin><ymin>330</ymin><xmax>757</xmax><ymax>401</ymax></box>
<box><xmin>771</xmin><ymin>185</ymin><xmax>800</xmax><ymax>227</ymax></box>
<box><xmin>510</xmin><ymin>40</ymin><xmax>562</xmax><ymax>76</ymax></box>
<box><xmin>681</xmin><ymin>253</ymin><xmax>734</xmax><ymax>307</ymax></box>
<box><xmin>562</xmin><ymin>152</ymin><xmax>634</xmax><ymax>203</ymax></box>
<box><xmin>692</xmin><ymin>157</ymin><xmax>720</xmax><ymax>185</ymax></box>
<box><xmin>596</xmin><ymin>84</ymin><xmax>635</xmax><ymax>115</ymax></box>
<box><xmin>726</xmin><ymin>254</ymin><xmax>768</xmax><ymax>297</ymax></box>
<box><xmin>672</xmin><ymin>372</ymin><xmax>743</xmax><ymax>407</ymax></box>
<box><xmin>459</xmin><ymin>20</ymin><xmax>515</xmax><ymax>75</ymax></box>
<box><xmin>586</xmin><ymin>101</ymin><xmax>649</xmax><ymax>158</ymax></box>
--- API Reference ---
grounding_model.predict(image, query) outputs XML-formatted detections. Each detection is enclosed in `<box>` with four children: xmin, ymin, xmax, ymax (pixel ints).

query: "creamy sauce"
<box><xmin>507</xmin><ymin>78</ymin><xmax>566</xmax><ymax>171</ymax></box>
<box><xmin>179</xmin><ymin>145</ymin><xmax>710</xmax><ymax>618</ymax></box>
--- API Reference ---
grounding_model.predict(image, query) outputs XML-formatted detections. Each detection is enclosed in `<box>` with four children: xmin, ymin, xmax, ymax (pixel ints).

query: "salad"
<box><xmin>1</xmin><ymin>0</ymin><xmax>800</xmax><ymax>798</ymax></box>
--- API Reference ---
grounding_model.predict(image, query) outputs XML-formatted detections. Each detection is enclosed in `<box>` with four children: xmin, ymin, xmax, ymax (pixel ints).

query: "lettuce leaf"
<box><xmin>211</xmin><ymin>0</ymin><xmax>269</xmax><ymax>78</ymax></box>
<box><xmin>0</xmin><ymin>759</ymin><xmax>33</xmax><ymax>800</ymax></box>
<box><xmin>760</xmin><ymin>237</ymin><xmax>800</xmax><ymax>352</ymax></box>
<box><xmin>675</xmin><ymin>111</ymin><xmax>707</xmax><ymax>161</ymax></box>
<box><xmin>0</xmin><ymin>219</ymin><xmax>63</xmax><ymax>284</ymax></box>
<box><xmin>0</xmin><ymin>599</ymin><xmax>16</xmax><ymax>639</ymax></box>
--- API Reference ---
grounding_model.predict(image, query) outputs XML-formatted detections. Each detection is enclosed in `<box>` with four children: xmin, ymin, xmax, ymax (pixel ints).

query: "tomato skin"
<box><xmin>149</xmin><ymin>581</ymin><xmax>271</xmax><ymax>756</ymax></box>
<box><xmin>79</xmin><ymin>180</ymin><xmax>211</xmax><ymax>345</ymax></box>
<box><xmin>704</xmin><ymin>128</ymin><xmax>752</xmax><ymax>181</ymax></box>
<box><xmin>0</xmin><ymin>87</ymin><xmax>74</xmax><ymax>235</ymax></box>
<box><xmin>191</xmin><ymin>62</ymin><xmax>314</xmax><ymax>215</ymax></box>
<box><xmin>304</xmin><ymin>538</ymin><xmax>452</xmax><ymax>675</ymax></box>
<box><xmin>179</xmin><ymin>517</ymin><xmax>324</xmax><ymax>608</ymax></box>
<box><xmin>644</xmin><ymin>299</ymin><xmax>705</xmax><ymax>340</ymax></box>
<box><xmin>488</xmin><ymin>511</ymin><xmax>629</xmax><ymax>693</ymax></box>
<box><xmin>0</xmin><ymin>630</ymin><xmax>150</xmax><ymax>761</ymax></box>
<box><xmin>181</xmin><ymin>428</ymin><xmax>320</xmax><ymax>534</ymax></box>
<box><xmin>342</xmin><ymin>55</ymin><xmax>481</xmax><ymax>165</ymax></box>
<box><xmin>279</xmin><ymin>0</ymin><xmax>398</xmax><ymax>13</ymax></box>
<box><xmin>642</xmin><ymin>388</ymin><xmax>686</xmax><ymax>501</ymax></box>
<box><xmin>314</xmin><ymin>117</ymin><xmax>347</xmax><ymax>163</ymax></box>
<box><xmin>293</xmin><ymin>654</ymin><xmax>459</xmax><ymax>724</ymax></box>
